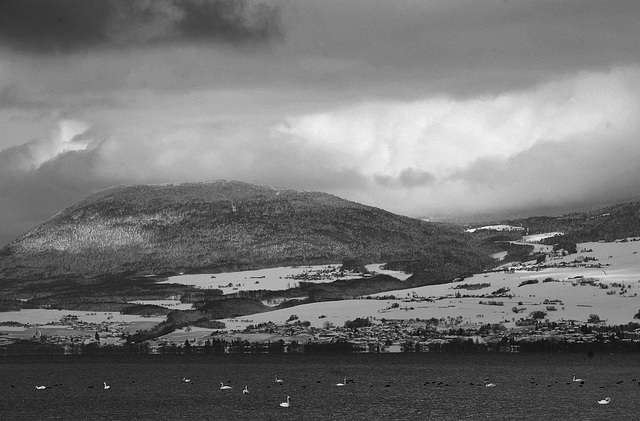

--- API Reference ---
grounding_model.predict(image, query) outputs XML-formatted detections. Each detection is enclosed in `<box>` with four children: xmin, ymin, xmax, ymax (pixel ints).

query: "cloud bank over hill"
<box><xmin>2</xmin><ymin>0</ymin><xmax>640</xmax><ymax>245</ymax></box>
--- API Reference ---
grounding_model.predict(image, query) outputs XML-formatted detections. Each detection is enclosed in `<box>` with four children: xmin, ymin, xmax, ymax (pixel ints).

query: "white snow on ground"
<box><xmin>491</xmin><ymin>251</ymin><xmax>508</xmax><ymax>260</ymax></box>
<box><xmin>159</xmin><ymin>263</ymin><xmax>411</xmax><ymax>292</ymax></box>
<box><xmin>502</xmin><ymin>239</ymin><xmax>554</xmax><ymax>254</ymax></box>
<box><xmin>0</xmin><ymin>265</ymin><xmax>408</xmax><ymax>330</ymax></box>
<box><xmin>0</xmin><ymin>309</ymin><xmax>165</xmax><ymax>326</ymax></box>
<box><xmin>365</xmin><ymin>263</ymin><xmax>412</xmax><ymax>280</ymax></box>
<box><xmin>465</xmin><ymin>225</ymin><xmax>524</xmax><ymax>233</ymax></box>
<box><xmin>522</xmin><ymin>232</ymin><xmax>563</xmax><ymax>242</ymax></box>
<box><xmin>3</xmin><ymin>239</ymin><xmax>639</xmax><ymax>333</ymax></box>
<box><xmin>219</xmin><ymin>239</ymin><xmax>640</xmax><ymax>330</ymax></box>
<box><xmin>221</xmin><ymin>300</ymin><xmax>394</xmax><ymax>330</ymax></box>
<box><xmin>128</xmin><ymin>300</ymin><xmax>194</xmax><ymax>310</ymax></box>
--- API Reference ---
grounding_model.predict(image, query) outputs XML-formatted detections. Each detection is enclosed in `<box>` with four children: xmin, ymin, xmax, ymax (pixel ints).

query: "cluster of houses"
<box><xmin>141</xmin><ymin>311</ymin><xmax>640</xmax><ymax>354</ymax></box>
<box><xmin>5</xmin><ymin>303</ymin><xmax>640</xmax><ymax>355</ymax></box>
<box><xmin>27</xmin><ymin>314</ymin><xmax>129</xmax><ymax>351</ymax></box>
<box><xmin>487</xmin><ymin>255</ymin><xmax>608</xmax><ymax>275</ymax></box>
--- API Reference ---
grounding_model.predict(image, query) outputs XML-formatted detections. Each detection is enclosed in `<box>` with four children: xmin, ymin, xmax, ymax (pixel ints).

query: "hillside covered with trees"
<box><xmin>513</xmin><ymin>201</ymin><xmax>640</xmax><ymax>246</ymax></box>
<box><xmin>0</xmin><ymin>181</ymin><xmax>494</xmax><ymax>299</ymax></box>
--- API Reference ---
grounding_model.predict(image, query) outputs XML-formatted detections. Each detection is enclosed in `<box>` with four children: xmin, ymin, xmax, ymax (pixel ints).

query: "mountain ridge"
<box><xmin>0</xmin><ymin>180</ymin><xmax>493</xmax><ymax>296</ymax></box>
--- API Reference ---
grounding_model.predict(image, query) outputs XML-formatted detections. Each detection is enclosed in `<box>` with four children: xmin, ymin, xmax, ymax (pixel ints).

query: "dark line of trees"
<box><xmin>6</xmin><ymin>332</ymin><xmax>640</xmax><ymax>356</ymax></box>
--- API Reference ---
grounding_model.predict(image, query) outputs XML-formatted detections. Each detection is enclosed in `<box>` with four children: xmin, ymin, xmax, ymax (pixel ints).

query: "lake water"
<box><xmin>1</xmin><ymin>353</ymin><xmax>638</xmax><ymax>420</ymax></box>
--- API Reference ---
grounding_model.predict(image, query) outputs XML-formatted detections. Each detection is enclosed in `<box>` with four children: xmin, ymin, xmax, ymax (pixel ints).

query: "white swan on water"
<box><xmin>275</xmin><ymin>375</ymin><xmax>284</xmax><ymax>383</ymax></box>
<box><xmin>220</xmin><ymin>382</ymin><xmax>232</xmax><ymax>390</ymax></box>
<box><xmin>103</xmin><ymin>382</ymin><xmax>110</xmax><ymax>390</ymax></box>
<box><xmin>336</xmin><ymin>378</ymin><xmax>346</xmax><ymax>386</ymax></box>
<box><xmin>35</xmin><ymin>385</ymin><xmax>46</xmax><ymax>390</ymax></box>
<box><xmin>484</xmin><ymin>381</ymin><xmax>496</xmax><ymax>387</ymax></box>
<box><xmin>181</xmin><ymin>378</ymin><xmax>191</xmax><ymax>383</ymax></box>
<box><xmin>598</xmin><ymin>397</ymin><xmax>610</xmax><ymax>405</ymax></box>
<box><xmin>279</xmin><ymin>396</ymin><xmax>290</xmax><ymax>408</ymax></box>
<box><xmin>243</xmin><ymin>386</ymin><xmax>249</xmax><ymax>395</ymax></box>
<box><xmin>572</xmin><ymin>374</ymin><xmax>584</xmax><ymax>383</ymax></box>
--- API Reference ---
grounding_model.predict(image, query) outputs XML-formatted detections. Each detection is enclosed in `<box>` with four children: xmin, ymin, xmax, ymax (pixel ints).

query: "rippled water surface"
<box><xmin>1</xmin><ymin>353</ymin><xmax>639</xmax><ymax>420</ymax></box>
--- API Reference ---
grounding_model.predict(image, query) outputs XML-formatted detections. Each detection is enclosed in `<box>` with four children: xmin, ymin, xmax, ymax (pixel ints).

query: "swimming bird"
<box><xmin>220</xmin><ymin>382</ymin><xmax>232</xmax><ymax>390</ymax></box>
<box><xmin>572</xmin><ymin>374</ymin><xmax>585</xmax><ymax>383</ymax></box>
<box><xmin>36</xmin><ymin>385</ymin><xmax>47</xmax><ymax>390</ymax></box>
<box><xmin>181</xmin><ymin>377</ymin><xmax>191</xmax><ymax>383</ymax></box>
<box><xmin>103</xmin><ymin>382</ymin><xmax>110</xmax><ymax>390</ymax></box>
<box><xmin>279</xmin><ymin>396</ymin><xmax>290</xmax><ymax>408</ymax></box>
<box><xmin>598</xmin><ymin>397</ymin><xmax>610</xmax><ymax>405</ymax></box>
<box><xmin>243</xmin><ymin>386</ymin><xmax>249</xmax><ymax>395</ymax></box>
<box><xmin>275</xmin><ymin>375</ymin><xmax>284</xmax><ymax>384</ymax></box>
<box><xmin>484</xmin><ymin>381</ymin><xmax>496</xmax><ymax>387</ymax></box>
<box><xmin>336</xmin><ymin>378</ymin><xmax>346</xmax><ymax>387</ymax></box>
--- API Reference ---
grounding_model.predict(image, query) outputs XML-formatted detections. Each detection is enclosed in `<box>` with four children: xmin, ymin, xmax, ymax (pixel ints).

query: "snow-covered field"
<box><xmin>2</xmin><ymin>239</ymin><xmax>639</xmax><ymax>333</ymax></box>
<box><xmin>465</xmin><ymin>225</ymin><xmax>524</xmax><ymax>233</ymax></box>
<box><xmin>159</xmin><ymin>263</ymin><xmax>411</xmax><ymax>292</ymax></box>
<box><xmin>0</xmin><ymin>264</ymin><xmax>409</xmax><ymax>332</ymax></box>
<box><xmin>0</xmin><ymin>309</ymin><xmax>165</xmax><ymax>326</ymax></box>
<box><xmin>220</xmin><ymin>239</ymin><xmax>640</xmax><ymax>330</ymax></box>
<box><xmin>128</xmin><ymin>300</ymin><xmax>194</xmax><ymax>311</ymax></box>
<box><xmin>522</xmin><ymin>232</ymin><xmax>563</xmax><ymax>242</ymax></box>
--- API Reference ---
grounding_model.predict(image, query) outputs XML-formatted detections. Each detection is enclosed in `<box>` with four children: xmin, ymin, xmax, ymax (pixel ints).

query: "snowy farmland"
<box><xmin>2</xmin><ymin>239</ymin><xmax>639</xmax><ymax>334</ymax></box>
<box><xmin>220</xmin><ymin>239</ymin><xmax>640</xmax><ymax>330</ymax></box>
<box><xmin>159</xmin><ymin>263</ymin><xmax>411</xmax><ymax>292</ymax></box>
<box><xmin>0</xmin><ymin>309</ymin><xmax>166</xmax><ymax>326</ymax></box>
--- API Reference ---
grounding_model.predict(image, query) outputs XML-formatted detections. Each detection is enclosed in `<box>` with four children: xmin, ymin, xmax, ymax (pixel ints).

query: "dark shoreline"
<box><xmin>0</xmin><ymin>349</ymin><xmax>634</xmax><ymax>367</ymax></box>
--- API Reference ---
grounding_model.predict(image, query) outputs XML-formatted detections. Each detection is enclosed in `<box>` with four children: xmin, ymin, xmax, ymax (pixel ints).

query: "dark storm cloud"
<box><xmin>177</xmin><ymin>0</ymin><xmax>282</xmax><ymax>43</ymax></box>
<box><xmin>0</xmin><ymin>0</ymin><xmax>115</xmax><ymax>53</ymax></box>
<box><xmin>278</xmin><ymin>0</ymin><xmax>640</xmax><ymax>98</ymax></box>
<box><xmin>0</xmin><ymin>146</ymin><xmax>114</xmax><ymax>247</ymax></box>
<box><xmin>0</xmin><ymin>0</ymin><xmax>283</xmax><ymax>53</ymax></box>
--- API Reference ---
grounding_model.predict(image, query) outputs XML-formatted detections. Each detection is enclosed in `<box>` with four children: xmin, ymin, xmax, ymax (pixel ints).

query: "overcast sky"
<box><xmin>2</xmin><ymin>0</ymin><xmax>640</xmax><ymax>246</ymax></box>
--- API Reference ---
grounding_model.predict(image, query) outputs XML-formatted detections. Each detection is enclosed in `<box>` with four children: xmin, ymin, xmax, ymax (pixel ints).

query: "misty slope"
<box><xmin>0</xmin><ymin>181</ymin><xmax>492</xmax><ymax>286</ymax></box>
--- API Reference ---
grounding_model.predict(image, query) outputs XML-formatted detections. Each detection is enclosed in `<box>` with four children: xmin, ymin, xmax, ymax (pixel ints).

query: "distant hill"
<box><xmin>511</xmin><ymin>201</ymin><xmax>640</xmax><ymax>243</ymax></box>
<box><xmin>0</xmin><ymin>181</ymin><xmax>493</xmax><ymax>297</ymax></box>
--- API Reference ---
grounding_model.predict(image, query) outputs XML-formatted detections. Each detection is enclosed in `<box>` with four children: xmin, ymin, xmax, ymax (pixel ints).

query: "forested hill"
<box><xmin>0</xmin><ymin>181</ymin><xmax>493</xmax><ymax>287</ymax></box>
<box><xmin>513</xmin><ymin>201</ymin><xmax>640</xmax><ymax>243</ymax></box>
